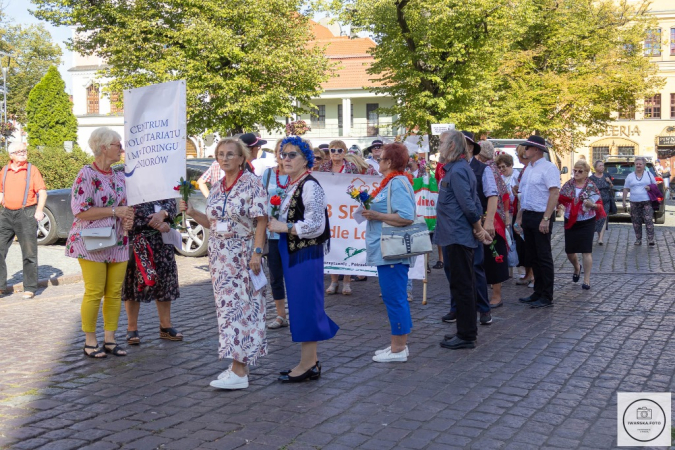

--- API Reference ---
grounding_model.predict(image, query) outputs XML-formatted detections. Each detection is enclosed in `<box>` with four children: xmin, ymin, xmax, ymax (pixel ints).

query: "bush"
<box><xmin>0</xmin><ymin>146</ymin><xmax>94</xmax><ymax>190</ymax></box>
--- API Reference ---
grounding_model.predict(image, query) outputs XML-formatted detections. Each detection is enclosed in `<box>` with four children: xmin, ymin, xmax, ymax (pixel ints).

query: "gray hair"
<box><xmin>89</xmin><ymin>127</ymin><xmax>122</xmax><ymax>156</ymax></box>
<box><xmin>439</xmin><ymin>130</ymin><xmax>468</xmax><ymax>163</ymax></box>
<box><xmin>7</xmin><ymin>140</ymin><xmax>26</xmax><ymax>154</ymax></box>
<box><xmin>478</xmin><ymin>140</ymin><xmax>495</xmax><ymax>161</ymax></box>
<box><xmin>634</xmin><ymin>156</ymin><xmax>647</xmax><ymax>165</ymax></box>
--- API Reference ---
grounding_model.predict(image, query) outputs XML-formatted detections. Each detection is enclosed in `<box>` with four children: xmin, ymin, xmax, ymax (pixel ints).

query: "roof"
<box><xmin>309</xmin><ymin>21</ymin><xmax>382</xmax><ymax>90</ymax></box>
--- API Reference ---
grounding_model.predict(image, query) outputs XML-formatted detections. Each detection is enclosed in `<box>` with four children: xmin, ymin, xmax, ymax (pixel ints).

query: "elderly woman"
<box><xmin>122</xmin><ymin>198</ymin><xmax>182</xmax><ymax>345</ymax></box>
<box><xmin>268</xmin><ymin>136</ymin><xmax>338</xmax><ymax>382</ymax></box>
<box><xmin>496</xmin><ymin>153</ymin><xmax>520</xmax><ymax>276</ymax></box>
<box><xmin>319</xmin><ymin>139</ymin><xmax>359</xmax><ymax>295</ymax></box>
<box><xmin>180</xmin><ymin>138</ymin><xmax>268</xmax><ymax>390</ymax></box>
<box><xmin>512</xmin><ymin>145</ymin><xmax>534</xmax><ymax>286</ymax></box>
<box><xmin>67</xmin><ymin>127</ymin><xmax>134</xmax><ymax>358</ymax></box>
<box><xmin>588</xmin><ymin>160</ymin><xmax>613</xmax><ymax>245</ymax></box>
<box><xmin>262</xmin><ymin>140</ymin><xmax>290</xmax><ymax>330</ymax></box>
<box><xmin>361</xmin><ymin>143</ymin><xmax>416</xmax><ymax>362</ymax></box>
<box><xmin>406</xmin><ymin>152</ymin><xmax>428</xmax><ymax>178</ymax></box>
<box><xmin>476</xmin><ymin>141</ymin><xmax>510</xmax><ymax>308</ymax></box>
<box><xmin>345</xmin><ymin>151</ymin><xmax>378</xmax><ymax>176</ymax></box>
<box><xmin>312</xmin><ymin>149</ymin><xmax>325</xmax><ymax>170</ymax></box>
<box><xmin>559</xmin><ymin>160</ymin><xmax>606</xmax><ymax>289</ymax></box>
<box><xmin>622</xmin><ymin>157</ymin><xmax>656</xmax><ymax>246</ymax></box>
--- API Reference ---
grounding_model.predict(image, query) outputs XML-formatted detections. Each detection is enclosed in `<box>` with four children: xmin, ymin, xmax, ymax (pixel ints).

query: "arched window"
<box><xmin>87</xmin><ymin>84</ymin><xmax>99</xmax><ymax>114</ymax></box>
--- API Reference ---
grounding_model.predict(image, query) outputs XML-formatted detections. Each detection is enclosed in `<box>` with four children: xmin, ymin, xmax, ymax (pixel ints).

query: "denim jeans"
<box><xmin>0</xmin><ymin>205</ymin><xmax>38</xmax><ymax>293</ymax></box>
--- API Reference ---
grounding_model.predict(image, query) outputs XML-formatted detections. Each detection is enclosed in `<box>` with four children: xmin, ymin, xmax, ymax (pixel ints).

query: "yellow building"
<box><xmin>578</xmin><ymin>0</ymin><xmax>675</xmax><ymax>164</ymax></box>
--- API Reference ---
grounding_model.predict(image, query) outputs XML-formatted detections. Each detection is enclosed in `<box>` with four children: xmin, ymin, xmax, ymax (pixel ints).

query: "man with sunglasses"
<box><xmin>0</xmin><ymin>142</ymin><xmax>47</xmax><ymax>299</ymax></box>
<box><xmin>365</xmin><ymin>139</ymin><xmax>384</xmax><ymax>173</ymax></box>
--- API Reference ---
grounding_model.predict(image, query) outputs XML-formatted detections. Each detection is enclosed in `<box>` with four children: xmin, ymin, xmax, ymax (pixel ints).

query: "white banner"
<box><xmin>313</xmin><ymin>172</ymin><xmax>426</xmax><ymax>280</ymax></box>
<box><xmin>123</xmin><ymin>80</ymin><xmax>187</xmax><ymax>206</ymax></box>
<box><xmin>431</xmin><ymin>123</ymin><xmax>455</xmax><ymax>135</ymax></box>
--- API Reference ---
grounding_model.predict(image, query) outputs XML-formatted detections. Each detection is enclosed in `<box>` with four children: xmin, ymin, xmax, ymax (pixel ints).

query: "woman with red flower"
<box><xmin>66</xmin><ymin>127</ymin><xmax>135</xmax><ymax>359</ymax></box>
<box><xmin>558</xmin><ymin>160</ymin><xmax>606</xmax><ymax>290</ymax></box>
<box><xmin>261</xmin><ymin>139</ymin><xmax>291</xmax><ymax>330</ymax></box>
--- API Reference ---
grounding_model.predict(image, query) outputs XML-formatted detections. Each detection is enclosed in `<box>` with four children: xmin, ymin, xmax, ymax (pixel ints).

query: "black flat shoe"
<box><xmin>573</xmin><ymin>265</ymin><xmax>581</xmax><ymax>283</ymax></box>
<box><xmin>440</xmin><ymin>336</ymin><xmax>476</xmax><ymax>350</ymax></box>
<box><xmin>280</xmin><ymin>361</ymin><xmax>321</xmax><ymax>376</ymax></box>
<box><xmin>278</xmin><ymin>364</ymin><xmax>321</xmax><ymax>383</ymax></box>
<box><xmin>529</xmin><ymin>300</ymin><xmax>554</xmax><ymax>309</ymax></box>
<box><xmin>582</xmin><ymin>283</ymin><xmax>591</xmax><ymax>290</ymax></box>
<box><xmin>518</xmin><ymin>295</ymin><xmax>539</xmax><ymax>303</ymax></box>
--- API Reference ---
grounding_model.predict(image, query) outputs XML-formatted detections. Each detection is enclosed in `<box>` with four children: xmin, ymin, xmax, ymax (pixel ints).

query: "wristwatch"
<box><xmin>287</xmin><ymin>222</ymin><xmax>293</xmax><ymax>232</ymax></box>
<box><xmin>254</xmin><ymin>247</ymin><xmax>263</xmax><ymax>254</ymax></box>
<box><xmin>542</xmin><ymin>216</ymin><xmax>550</xmax><ymax>221</ymax></box>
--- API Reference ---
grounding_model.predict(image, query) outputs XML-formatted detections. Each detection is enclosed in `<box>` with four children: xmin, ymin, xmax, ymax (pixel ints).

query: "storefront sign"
<box><xmin>657</xmin><ymin>136</ymin><xmax>675</xmax><ymax>146</ymax></box>
<box><xmin>603</xmin><ymin>125</ymin><xmax>640</xmax><ymax>138</ymax></box>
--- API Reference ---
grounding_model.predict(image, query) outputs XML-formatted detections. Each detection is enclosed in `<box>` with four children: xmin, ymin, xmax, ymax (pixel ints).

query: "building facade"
<box><xmin>577</xmin><ymin>0</ymin><xmax>675</xmax><ymax>164</ymax></box>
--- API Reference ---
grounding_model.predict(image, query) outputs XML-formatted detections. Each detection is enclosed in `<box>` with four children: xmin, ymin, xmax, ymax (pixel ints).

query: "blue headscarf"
<box><xmin>280</xmin><ymin>136</ymin><xmax>315</xmax><ymax>169</ymax></box>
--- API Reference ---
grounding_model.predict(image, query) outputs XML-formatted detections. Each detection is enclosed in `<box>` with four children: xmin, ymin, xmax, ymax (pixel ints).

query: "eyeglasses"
<box><xmin>280</xmin><ymin>152</ymin><xmax>299</xmax><ymax>160</ymax></box>
<box><xmin>330</xmin><ymin>148</ymin><xmax>344</xmax><ymax>154</ymax></box>
<box><xmin>497</xmin><ymin>165</ymin><xmax>507</xmax><ymax>170</ymax></box>
<box><xmin>314</xmin><ymin>156</ymin><xmax>323</xmax><ymax>161</ymax></box>
<box><xmin>217</xmin><ymin>152</ymin><xmax>240</xmax><ymax>160</ymax></box>
<box><xmin>10</xmin><ymin>150</ymin><xmax>27</xmax><ymax>155</ymax></box>
<box><xmin>380</xmin><ymin>158</ymin><xmax>390</xmax><ymax>163</ymax></box>
<box><xmin>573</xmin><ymin>169</ymin><xmax>586</xmax><ymax>174</ymax></box>
<box><xmin>110</xmin><ymin>143</ymin><xmax>123</xmax><ymax>148</ymax></box>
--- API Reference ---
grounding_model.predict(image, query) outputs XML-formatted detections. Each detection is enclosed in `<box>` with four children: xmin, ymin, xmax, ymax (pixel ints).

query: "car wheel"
<box><xmin>37</xmin><ymin>208</ymin><xmax>59</xmax><ymax>245</ymax></box>
<box><xmin>655</xmin><ymin>214</ymin><xmax>666</xmax><ymax>225</ymax></box>
<box><xmin>176</xmin><ymin>214</ymin><xmax>209</xmax><ymax>257</ymax></box>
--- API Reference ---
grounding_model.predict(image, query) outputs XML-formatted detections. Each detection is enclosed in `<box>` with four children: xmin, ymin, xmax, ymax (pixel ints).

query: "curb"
<box><xmin>4</xmin><ymin>273</ymin><xmax>83</xmax><ymax>294</ymax></box>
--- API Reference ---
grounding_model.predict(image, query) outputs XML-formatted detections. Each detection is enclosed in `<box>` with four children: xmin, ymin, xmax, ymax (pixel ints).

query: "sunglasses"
<box><xmin>314</xmin><ymin>156</ymin><xmax>323</xmax><ymax>161</ymax></box>
<box><xmin>330</xmin><ymin>148</ymin><xmax>344</xmax><ymax>154</ymax></box>
<box><xmin>280</xmin><ymin>152</ymin><xmax>299</xmax><ymax>160</ymax></box>
<box><xmin>573</xmin><ymin>169</ymin><xmax>586</xmax><ymax>174</ymax></box>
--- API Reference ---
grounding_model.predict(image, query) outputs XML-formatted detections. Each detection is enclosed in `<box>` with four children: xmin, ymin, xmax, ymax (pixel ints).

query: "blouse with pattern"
<box><xmin>317</xmin><ymin>160</ymin><xmax>359</xmax><ymax>174</ymax></box>
<box><xmin>65</xmin><ymin>165</ymin><xmax>130</xmax><ymax>263</ymax></box>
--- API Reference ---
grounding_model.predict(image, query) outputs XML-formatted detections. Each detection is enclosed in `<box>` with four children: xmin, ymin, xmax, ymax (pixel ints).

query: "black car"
<box><xmin>604</xmin><ymin>156</ymin><xmax>666</xmax><ymax>225</ymax></box>
<box><xmin>38</xmin><ymin>158</ymin><xmax>215</xmax><ymax>257</ymax></box>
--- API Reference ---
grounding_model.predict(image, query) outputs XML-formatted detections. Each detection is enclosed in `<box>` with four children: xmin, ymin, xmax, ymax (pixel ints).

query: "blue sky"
<box><xmin>5</xmin><ymin>0</ymin><xmax>72</xmax><ymax>93</ymax></box>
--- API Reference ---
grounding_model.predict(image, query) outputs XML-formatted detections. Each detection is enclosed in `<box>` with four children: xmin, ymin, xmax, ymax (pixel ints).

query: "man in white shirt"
<box><xmin>515</xmin><ymin>135</ymin><xmax>560</xmax><ymax>308</ymax></box>
<box><xmin>239</xmin><ymin>133</ymin><xmax>268</xmax><ymax>176</ymax></box>
<box><xmin>364</xmin><ymin>139</ymin><xmax>384</xmax><ymax>173</ymax></box>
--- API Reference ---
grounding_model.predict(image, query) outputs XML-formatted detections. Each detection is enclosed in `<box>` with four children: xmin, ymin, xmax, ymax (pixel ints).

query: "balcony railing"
<box><xmin>262</xmin><ymin>123</ymin><xmax>398</xmax><ymax>138</ymax></box>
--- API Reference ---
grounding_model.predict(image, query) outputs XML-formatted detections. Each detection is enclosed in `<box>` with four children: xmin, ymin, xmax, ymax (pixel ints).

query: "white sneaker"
<box><xmin>217</xmin><ymin>364</ymin><xmax>234</xmax><ymax>380</ymax></box>
<box><xmin>374</xmin><ymin>345</ymin><xmax>409</xmax><ymax>357</ymax></box>
<box><xmin>210</xmin><ymin>370</ymin><xmax>249</xmax><ymax>390</ymax></box>
<box><xmin>372</xmin><ymin>348</ymin><xmax>408</xmax><ymax>363</ymax></box>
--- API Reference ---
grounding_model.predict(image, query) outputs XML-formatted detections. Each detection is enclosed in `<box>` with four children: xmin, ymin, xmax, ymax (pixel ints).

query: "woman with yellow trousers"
<box><xmin>66</xmin><ymin>127</ymin><xmax>134</xmax><ymax>358</ymax></box>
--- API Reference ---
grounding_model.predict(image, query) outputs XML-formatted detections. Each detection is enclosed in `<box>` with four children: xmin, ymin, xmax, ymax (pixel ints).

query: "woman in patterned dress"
<box><xmin>180</xmin><ymin>138</ymin><xmax>268</xmax><ymax>390</ymax></box>
<box><xmin>122</xmin><ymin>199</ymin><xmax>182</xmax><ymax>345</ymax></box>
<box><xmin>67</xmin><ymin>127</ymin><xmax>135</xmax><ymax>358</ymax></box>
<box><xmin>588</xmin><ymin>160</ymin><xmax>613</xmax><ymax>245</ymax></box>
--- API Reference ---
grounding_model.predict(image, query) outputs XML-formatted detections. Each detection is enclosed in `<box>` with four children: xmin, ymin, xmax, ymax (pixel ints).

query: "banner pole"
<box><xmin>422</xmin><ymin>253</ymin><xmax>428</xmax><ymax>305</ymax></box>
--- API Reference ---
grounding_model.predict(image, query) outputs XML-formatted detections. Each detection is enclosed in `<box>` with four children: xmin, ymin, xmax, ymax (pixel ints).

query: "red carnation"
<box><xmin>173</xmin><ymin>185</ymin><xmax>180</xmax><ymax>191</ymax></box>
<box><xmin>495</xmin><ymin>255</ymin><xmax>504</xmax><ymax>263</ymax></box>
<box><xmin>270</xmin><ymin>195</ymin><xmax>281</xmax><ymax>206</ymax></box>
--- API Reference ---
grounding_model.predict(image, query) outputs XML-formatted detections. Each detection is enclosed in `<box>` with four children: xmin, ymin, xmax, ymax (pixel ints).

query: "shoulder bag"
<box><xmin>380</xmin><ymin>177</ymin><xmax>432</xmax><ymax>260</ymax></box>
<box><xmin>81</xmin><ymin>225</ymin><xmax>117</xmax><ymax>252</ymax></box>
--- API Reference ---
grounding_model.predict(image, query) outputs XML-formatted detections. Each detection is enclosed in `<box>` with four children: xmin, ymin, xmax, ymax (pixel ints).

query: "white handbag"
<box><xmin>81</xmin><ymin>226</ymin><xmax>116</xmax><ymax>252</ymax></box>
<box><xmin>380</xmin><ymin>177</ymin><xmax>432</xmax><ymax>260</ymax></box>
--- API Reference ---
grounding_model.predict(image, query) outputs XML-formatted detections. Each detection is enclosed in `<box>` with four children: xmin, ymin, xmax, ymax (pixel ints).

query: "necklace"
<box><xmin>279</xmin><ymin>171</ymin><xmax>311</xmax><ymax>218</ymax></box>
<box><xmin>276</xmin><ymin>168</ymin><xmax>289</xmax><ymax>189</ymax></box>
<box><xmin>370</xmin><ymin>171</ymin><xmax>413</xmax><ymax>200</ymax></box>
<box><xmin>636</xmin><ymin>172</ymin><xmax>644</xmax><ymax>182</ymax></box>
<box><xmin>92</xmin><ymin>162</ymin><xmax>112</xmax><ymax>175</ymax></box>
<box><xmin>288</xmin><ymin>170</ymin><xmax>310</xmax><ymax>187</ymax></box>
<box><xmin>222</xmin><ymin>170</ymin><xmax>244</xmax><ymax>192</ymax></box>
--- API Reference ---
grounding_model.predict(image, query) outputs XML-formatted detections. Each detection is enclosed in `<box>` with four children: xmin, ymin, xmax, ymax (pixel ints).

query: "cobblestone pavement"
<box><xmin>1</xmin><ymin>221</ymin><xmax>675</xmax><ymax>450</ymax></box>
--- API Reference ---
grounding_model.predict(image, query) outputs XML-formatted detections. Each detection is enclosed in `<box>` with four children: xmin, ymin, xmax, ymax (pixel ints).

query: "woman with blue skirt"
<box><xmin>267</xmin><ymin>136</ymin><xmax>338</xmax><ymax>382</ymax></box>
<box><xmin>361</xmin><ymin>142</ymin><xmax>416</xmax><ymax>363</ymax></box>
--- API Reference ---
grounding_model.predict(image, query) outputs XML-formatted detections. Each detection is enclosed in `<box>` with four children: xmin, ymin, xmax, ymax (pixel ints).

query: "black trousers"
<box><xmin>522</xmin><ymin>210</ymin><xmax>554</xmax><ymax>302</ymax></box>
<box><xmin>266</xmin><ymin>239</ymin><xmax>286</xmax><ymax>300</ymax></box>
<box><xmin>0</xmin><ymin>205</ymin><xmax>38</xmax><ymax>293</ymax></box>
<box><xmin>443</xmin><ymin>245</ymin><xmax>490</xmax><ymax>313</ymax></box>
<box><xmin>445</xmin><ymin>244</ymin><xmax>477</xmax><ymax>341</ymax></box>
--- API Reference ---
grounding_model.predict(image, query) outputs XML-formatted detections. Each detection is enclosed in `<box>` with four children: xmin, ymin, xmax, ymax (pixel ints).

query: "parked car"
<box><xmin>604</xmin><ymin>155</ymin><xmax>666</xmax><ymax>224</ymax></box>
<box><xmin>38</xmin><ymin>158</ymin><xmax>217</xmax><ymax>256</ymax></box>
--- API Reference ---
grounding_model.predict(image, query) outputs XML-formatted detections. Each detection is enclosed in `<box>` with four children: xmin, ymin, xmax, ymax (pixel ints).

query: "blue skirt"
<box><xmin>279</xmin><ymin>234</ymin><xmax>339</xmax><ymax>342</ymax></box>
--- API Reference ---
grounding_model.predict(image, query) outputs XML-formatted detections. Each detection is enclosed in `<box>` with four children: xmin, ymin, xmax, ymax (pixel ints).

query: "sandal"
<box><xmin>159</xmin><ymin>327</ymin><xmax>183</xmax><ymax>341</ymax></box>
<box><xmin>432</xmin><ymin>261</ymin><xmax>444</xmax><ymax>269</ymax></box>
<box><xmin>267</xmin><ymin>316</ymin><xmax>289</xmax><ymax>329</ymax></box>
<box><xmin>83</xmin><ymin>344</ymin><xmax>106</xmax><ymax>359</ymax></box>
<box><xmin>325</xmin><ymin>282</ymin><xmax>339</xmax><ymax>295</ymax></box>
<box><xmin>342</xmin><ymin>284</ymin><xmax>352</xmax><ymax>295</ymax></box>
<box><xmin>126</xmin><ymin>330</ymin><xmax>141</xmax><ymax>345</ymax></box>
<box><xmin>103</xmin><ymin>342</ymin><xmax>126</xmax><ymax>357</ymax></box>
<box><xmin>515</xmin><ymin>278</ymin><xmax>532</xmax><ymax>286</ymax></box>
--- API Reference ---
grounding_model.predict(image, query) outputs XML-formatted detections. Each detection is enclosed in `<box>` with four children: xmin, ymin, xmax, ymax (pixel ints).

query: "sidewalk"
<box><xmin>3</xmin><ymin>243</ymin><xmax>82</xmax><ymax>293</ymax></box>
<box><xmin>1</xmin><ymin>221</ymin><xmax>674</xmax><ymax>449</ymax></box>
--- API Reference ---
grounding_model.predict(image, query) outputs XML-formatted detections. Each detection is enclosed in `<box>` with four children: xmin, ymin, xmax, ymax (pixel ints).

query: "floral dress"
<box><xmin>206</xmin><ymin>171</ymin><xmax>268</xmax><ymax>364</ymax></box>
<box><xmin>122</xmin><ymin>200</ymin><xmax>180</xmax><ymax>303</ymax></box>
<box><xmin>66</xmin><ymin>165</ymin><xmax>129</xmax><ymax>263</ymax></box>
<box><xmin>317</xmin><ymin>160</ymin><xmax>359</xmax><ymax>174</ymax></box>
<box><xmin>589</xmin><ymin>173</ymin><xmax>612</xmax><ymax>232</ymax></box>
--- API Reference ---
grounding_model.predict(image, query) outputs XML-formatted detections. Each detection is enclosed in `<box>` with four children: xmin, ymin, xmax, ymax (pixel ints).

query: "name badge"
<box><xmin>216</xmin><ymin>221</ymin><xmax>231</xmax><ymax>233</ymax></box>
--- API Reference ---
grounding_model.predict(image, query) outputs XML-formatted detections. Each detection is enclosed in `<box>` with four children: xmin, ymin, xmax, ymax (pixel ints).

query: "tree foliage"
<box><xmin>317</xmin><ymin>0</ymin><xmax>663</xmax><ymax>152</ymax></box>
<box><xmin>31</xmin><ymin>0</ymin><xmax>333</xmax><ymax>136</ymax></box>
<box><xmin>0</xmin><ymin>23</ymin><xmax>62</xmax><ymax>123</ymax></box>
<box><xmin>25</xmin><ymin>65</ymin><xmax>78</xmax><ymax>148</ymax></box>
<box><xmin>0</xmin><ymin>146</ymin><xmax>93</xmax><ymax>190</ymax></box>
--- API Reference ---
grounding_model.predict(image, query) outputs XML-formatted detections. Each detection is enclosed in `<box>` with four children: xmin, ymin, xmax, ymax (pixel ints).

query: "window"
<box><xmin>618</xmin><ymin>146</ymin><xmax>635</xmax><ymax>156</ymax></box>
<box><xmin>618</xmin><ymin>104</ymin><xmax>635</xmax><ymax>120</ymax></box>
<box><xmin>110</xmin><ymin>92</ymin><xmax>123</xmax><ymax>114</ymax></box>
<box><xmin>592</xmin><ymin>146</ymin><xmax>609</xmax><ymax>162</ymax></box>
<box><xmin>671</xmin><ymin>28</ymin><xmax>675</xmax><ymax>56</ymax></box>
<box><xmin>644</xmin><ymin>94</ymin><xmax>661</xmax><ymax>119</ymax></box>
<box><xmin>366</xmin><ymin>103</ymin><xmax>379</xmax><ymax>136</ymax></box>
<box><xmin>87</xmin><ymin>84</ymin><xmax>99</xmax><ymax>114</ymax></box>
<box><xmin>671</xmin><ymin>93</ymin><xmax>675</xmax><ymax>119</ymax></box>
<box><xmin>337</xmin><ymin>104</ymin><xmax>342</xmax><ymax>129</ymax></box>
<box><xmin>645</xmin><ymin>28</ymin><xmax>661</xmax><ymax>56</ymax></box>
<box><xmin>311</xmin><ymin>105</ymin><xmax>325</xmax><ymax>129</ymax></box>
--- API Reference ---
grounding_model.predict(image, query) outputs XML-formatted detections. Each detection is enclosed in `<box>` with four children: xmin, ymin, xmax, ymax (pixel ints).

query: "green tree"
<box><xmin>25</xmin><ymin>65</ymin><xmax>78</xmax><ymax>148</ymax></box>
<box><xmin>0</xmin><ymin>24</ymin><xmax>62</xmax><ymax>124</ymax></box>
<box><xmin>0</xmin><ymin>146</ymin><xmax>92</xmax><ymax>190</ymax></box>
<box><xmin>31</xmin><ymin>0</ymin><xmax>333</xmax><ymax>136</ymax></box>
